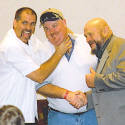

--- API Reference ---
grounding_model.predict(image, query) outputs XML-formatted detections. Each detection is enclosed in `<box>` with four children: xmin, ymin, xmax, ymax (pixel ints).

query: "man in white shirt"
<box><xmin>37</xmin><ymin>8</ymin><xmax>98</xmax><ymax>125</ymax></box>
<box><xmin>0</xmin><ymin>7</ymin><xmax>72</xmax><ymax>123</ymax></box>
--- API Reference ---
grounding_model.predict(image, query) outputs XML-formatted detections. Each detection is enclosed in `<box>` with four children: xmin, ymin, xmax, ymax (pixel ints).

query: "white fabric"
<box><xmin>44</xmin><ymin>34</ymin><xmax>98</xmax><ymax>113</ymax></box>
<box><xmin>0</xmin><ymin>29</ymin><xmax>46</xmax><ymax>123</ymax></box>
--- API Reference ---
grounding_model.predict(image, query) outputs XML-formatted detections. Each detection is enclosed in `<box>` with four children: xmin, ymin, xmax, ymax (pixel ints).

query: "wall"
<box><xmin>0</xmin><ymin>0</ymin><xmax>125</xmax><ymax>42</ymax></box>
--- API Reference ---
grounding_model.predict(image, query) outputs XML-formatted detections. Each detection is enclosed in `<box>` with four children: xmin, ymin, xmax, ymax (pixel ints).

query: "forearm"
<box><xmin>26</xmin><ymin>51</ymin><xmax>63</xmax><ymax>83</ymax></box>
<box><xmin>37</xmin><ymin>84</ymin><xmax>88</xmax><ymax>109</ymax></box>
<box><xmin>38</xmin><ymin>51</ymin><xmax>63</xmax><ymax>82</ymax></box>
<box><xmin>37</xmin><ymin>84</ymin><xmax>68</xmax><ymax>98</ymax></box>
<box><xmin>95</xmin><ymin>71</ymin><xmax>125</xmax><ymax>90</ymax></box>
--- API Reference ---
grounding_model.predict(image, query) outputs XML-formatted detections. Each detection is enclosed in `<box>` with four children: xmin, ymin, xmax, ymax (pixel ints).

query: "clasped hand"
<box><xmin>66</xmin><ymin>91</ymin><xmax>87</xmax><ymax>109</ymax></box>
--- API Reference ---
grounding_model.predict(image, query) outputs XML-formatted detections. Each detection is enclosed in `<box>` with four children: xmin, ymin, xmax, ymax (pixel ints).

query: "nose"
<box><xmin>49</xmin><ymin>28</ymin><xmax>55</xmax><ymax>37</ymax></box>
<box><xmin>26</xmin><ymin>24</ymin><xmax>32</xmax><ymax>30</ymax></box>
<box><xmin>49</xmin><ymin>28</ymin><xmax>54</xmax><ymax>34</ymax></box>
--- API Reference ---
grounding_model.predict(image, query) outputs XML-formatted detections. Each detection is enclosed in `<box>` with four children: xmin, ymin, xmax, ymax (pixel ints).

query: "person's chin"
<box><xmin>56</xmin><ymin>40</ymin><xmax>62</xmax><ymax>46</ymax></box>
<box><xmin>91</xmin><ymin>49</ymin><xmax>96</xmax><ymax>55</ymax></box>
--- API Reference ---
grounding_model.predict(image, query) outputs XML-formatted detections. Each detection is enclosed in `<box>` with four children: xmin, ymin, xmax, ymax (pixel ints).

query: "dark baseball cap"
<box><xmin>40</xmin><ymin>8</ymin><xmax>64</xmax><ymax>25</ymax></box>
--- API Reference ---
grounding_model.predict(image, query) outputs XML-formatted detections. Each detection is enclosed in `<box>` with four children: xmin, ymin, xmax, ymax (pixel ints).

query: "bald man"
<box><xmin>84</xmin><ymin>18</ymin><xmax>125</xmax><ymax>125</ymax></box>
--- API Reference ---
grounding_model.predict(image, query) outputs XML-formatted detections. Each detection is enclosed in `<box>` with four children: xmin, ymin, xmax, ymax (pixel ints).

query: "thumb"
<box><xmin>74</xmin><ymin>90</ymin><xmax>81</xmax><ymax>95</ymax></box>
<box><xmin>90</xmin><ymin>67</ymin><xmax>95</xmax><ymax>74</ymax></box>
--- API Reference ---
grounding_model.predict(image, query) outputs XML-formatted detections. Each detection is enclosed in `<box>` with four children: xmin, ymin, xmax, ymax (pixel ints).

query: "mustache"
<box><xmin>50</xmin><ymin>32</ymin><xmax>58</xmax><ymax>37</ymax></box>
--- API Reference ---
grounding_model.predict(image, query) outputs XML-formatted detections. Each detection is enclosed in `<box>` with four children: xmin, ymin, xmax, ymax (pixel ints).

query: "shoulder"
<box><xmin>109</xmin><ymin>35</ymin><xmax>125</xmax><ymax>58</ymax></box>
<box><xmin>111</xmin><ymin>36</ymin><xmax>125</xmax><ymax>52</ymax></box>
<box><xmin>0</xmin><ymin>29</ymin><xmax>21</xmax><ymax>52</ymax></box>
<box><xmin>112</xmin><ymin>35</ymin><xmax>125</xmax><ymax>46</ymax></box>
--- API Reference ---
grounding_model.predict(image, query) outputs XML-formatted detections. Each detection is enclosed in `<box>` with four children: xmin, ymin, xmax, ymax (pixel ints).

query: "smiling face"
<box><xmin>84</xmin><ymin>26</ymin><xmax>104</xmax><ymax>54</ymax></box>
<box><xmin>84</xmin><ymin>18</ymin><xmax>113</xmax><ymax>55</ymax></box>
<box><xmin>43</xmin><ymin>19</ymin><xmax>68</xmax><ymax>47</ymax></box>
<box><xmin>13</xmin><ymin>10</ymin><xmax>36</xmax><ymax>44</ymax></box>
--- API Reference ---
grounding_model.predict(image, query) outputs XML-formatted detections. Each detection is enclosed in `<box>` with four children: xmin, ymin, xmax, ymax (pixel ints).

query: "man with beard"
<box><xmin>84</xmin><ymin>18</ymin><xmax>125</xmax><ymax>125</ymax></box>
<box><xmin>0</xmin><ymin>7</ymin><xmax>72</xmax><ymax>123</ymax></box>
<box><xmin>37</xmin><ymin>8</ymin><xmax>98</xmax><ymax>125</ymax></box>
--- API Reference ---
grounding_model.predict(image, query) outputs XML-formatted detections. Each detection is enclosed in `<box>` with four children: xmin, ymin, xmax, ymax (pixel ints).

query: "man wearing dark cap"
<box><xmin>0</xmin><ymin>7</ymin><xmax>71</xmax><ymax>124</ymax></box>
<box><xmin>37</xmin><ymin>8</ymin><xmax>98</xmax><ymax>125</ymax></box>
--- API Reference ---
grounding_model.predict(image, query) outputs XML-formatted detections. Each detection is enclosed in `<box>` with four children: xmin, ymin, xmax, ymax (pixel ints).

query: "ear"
<box><xmin>102</xmin><ymin>26</ymin><xmax>108</xmax><ymax>37</ymax></box>
<box><xmin>62</xmin><ymin>19</ymin><xmax>66</xmax><ymax>25</ymax></box>
<box><xmin>13</xmin><ymin>19</ymin><xmax>17</xmax><ymax>29</ymax></box>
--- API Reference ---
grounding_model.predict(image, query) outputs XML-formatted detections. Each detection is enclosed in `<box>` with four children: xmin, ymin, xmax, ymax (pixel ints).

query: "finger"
<box><xmin>74</xmin><ymin>91</ymin><xmax>81</xmax><ymax>95</ymax></box>
<box><xmin>84</xmin><ymin>99</ymin><xmax>88</xmax><ymax>105</ymax></box>
<box><xmin>77</xmin><ymin>93</ymin><xmax>87</xmax><ymax>105</ymax></box>
<box><xmin>63</xmin><ymin>36</ymin><xmax>70</xmax><ymax>44</ymax></box>
<box><xmin>75</xmin><ymin>104</ymin><xmax>81</xmax><ymax>109</ymax></box>
<box><xmin>67</xmin><ymin>44</ymin><xmax>72</xmax><ymax>50</ymax></box>
<box><xmin>90</xmin><ymin>67</ymin><xmax>95</xmax><ymax>74</ymax></box>
<box><xmin>66</xmin><ymin>41</ymin><xmax>72</xmax><ymax>47</ymax></box>
<box><xmin>71</xmin><ymin>102</ymin><xmax>81</xmax><ymax>109</ymax></box>
<box><xmin>85</xmin><ymin>75</ymin><xmax>89</xmax><ymax>85</ymax></box>
<box><xmin>69</xmin><ymin>101</ymin><xmax>77</xmax><ymax>107</ymax></box>
<box><xmin>83</xmin><ymin>96</ymin><xmax>87</xmax><ymax>105</ymax></box>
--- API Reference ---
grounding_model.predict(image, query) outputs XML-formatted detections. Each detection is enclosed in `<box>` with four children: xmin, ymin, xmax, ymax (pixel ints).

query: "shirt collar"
<box><xmin>96</xmin><ymin>35</ymin><xmax>113</xmax><ymax>59</ymax></box>
<box><xmin>65</xmin><ymin>35</ymin><xmax>75</xmax><ymax>61</ymax></box>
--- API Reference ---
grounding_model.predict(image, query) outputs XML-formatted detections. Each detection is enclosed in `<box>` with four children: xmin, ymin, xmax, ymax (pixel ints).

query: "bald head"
<box><xmin>84</xmin><ymin>18</ymin><xmax>111</xmax><ymax>33</ymax></box>
<box><xmin>84</xmin><ymin>18</ymin><xmax>113</xmax><ymax>55</ymax></box>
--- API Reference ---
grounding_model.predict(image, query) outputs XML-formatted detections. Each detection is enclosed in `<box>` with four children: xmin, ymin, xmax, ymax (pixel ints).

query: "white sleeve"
<box><xmin>35</xmin><ymin>81</ymin><xmax>50</xmax><ymax>90</ymax></box>
<box><xmin>6</xmin><ymin>46</ymin><xmax>39</xmax><ymax>76</ymax></box>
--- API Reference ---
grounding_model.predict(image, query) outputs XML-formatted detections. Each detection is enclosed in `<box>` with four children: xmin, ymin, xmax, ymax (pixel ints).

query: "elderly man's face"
<box><xmin>84</xmin><ymin>26</ymin><xmax>104</xmax><ymax>55</ymax></box>
<box><xmin>13</xmin><ymin>10</ymin><xmax>36</xmax><ymax>44</ymax></box>
<box><xmin>43</xmin><ymin>19</ymin><xmax>68</xmax><ymax>46</ymax></box>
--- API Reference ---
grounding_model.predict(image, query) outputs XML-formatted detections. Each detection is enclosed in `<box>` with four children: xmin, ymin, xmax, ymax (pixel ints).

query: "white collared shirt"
<box><xmin>0</xmin><ymin>29</ymin><xmax>46</xmax><ymax>123</ymax></box>
<box><xmin>44</xmin><ymin>34</ymin><xmax>98</xmax><ymax>113</ymax></box>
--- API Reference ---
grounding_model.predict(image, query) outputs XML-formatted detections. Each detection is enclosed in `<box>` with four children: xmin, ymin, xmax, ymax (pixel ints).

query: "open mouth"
<box><xmin>89</xmin><ymin>43</ymin><xmax>95</xmax><ymax>48</ymax></box>
<box><xmin>22</xmin><ymin>31</ymin><xmax>31</xmax><ymax>39</ymax></box>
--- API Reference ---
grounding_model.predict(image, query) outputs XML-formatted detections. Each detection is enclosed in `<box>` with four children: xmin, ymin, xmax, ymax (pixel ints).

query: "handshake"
<box><xmin>64</xmin><ymin>90</ymin><xmax>88</xmax><ymax>109</ymax></box>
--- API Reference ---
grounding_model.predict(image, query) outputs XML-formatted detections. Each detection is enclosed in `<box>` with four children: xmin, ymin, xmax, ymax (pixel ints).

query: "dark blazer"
<box><xmin>88</xmin><ymin>35</ymin><xmax>125</xmax><ymax>125</ymax></box>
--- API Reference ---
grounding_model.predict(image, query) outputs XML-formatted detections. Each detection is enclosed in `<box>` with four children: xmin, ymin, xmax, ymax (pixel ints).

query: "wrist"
<box><xmin>85</xmin><ymin>90</ymin><xmax>92</xmax><ymax>95</ymax></box>
<box><xmin>64</xmin><ymin>90</ymin><xmax>69</xmax><ymax>99</ymax></box>
<box><xmin>55</xmin><ymin>50</ymin><xmax>64</xmax><ymax>58</ymax></box>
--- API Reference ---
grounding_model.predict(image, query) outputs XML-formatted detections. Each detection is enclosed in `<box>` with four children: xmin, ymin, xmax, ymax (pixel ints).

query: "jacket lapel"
<box><xmin>96</xmin><ymin>35</ymin><xmax>115</xmax><ymax>73</ymax></box>
<box><xmin>96</xmin><ymin>49</ymin><xmax>109</xmax><ymax>73</ymax></box>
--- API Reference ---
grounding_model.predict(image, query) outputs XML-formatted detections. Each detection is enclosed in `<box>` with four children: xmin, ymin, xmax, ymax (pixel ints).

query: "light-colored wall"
<box><xmin>0</xmin><ymin>0</ymin><xmax>125</xmax><ymax>42</ymax></box>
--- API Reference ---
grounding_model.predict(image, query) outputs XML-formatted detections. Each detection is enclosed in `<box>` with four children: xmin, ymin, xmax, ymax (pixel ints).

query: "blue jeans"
<box><xmin>48</xmin><ymin>109</ymin><xmax>98</xmax><ymax>125</ymax></box>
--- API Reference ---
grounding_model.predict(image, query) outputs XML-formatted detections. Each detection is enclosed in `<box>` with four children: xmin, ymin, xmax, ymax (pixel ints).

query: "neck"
<box><xmin>103</xmin><ymin>33</ymin><xmax>112</xmax><ymax>45</ymax></box>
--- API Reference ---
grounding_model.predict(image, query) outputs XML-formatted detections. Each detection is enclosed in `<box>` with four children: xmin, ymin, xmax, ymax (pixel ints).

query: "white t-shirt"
<box><xmin>44</xmin><ymin>34</ymin><xmax>98</xmax><ymax>113</ymax></box>
<box><xmin>0</xmin><ymin>29</ymin><xmax>46</xmax><ymax>123</ymax></box>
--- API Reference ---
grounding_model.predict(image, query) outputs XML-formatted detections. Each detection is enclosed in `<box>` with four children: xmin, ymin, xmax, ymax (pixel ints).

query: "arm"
<box><xmin>26</xmin><ymin>40</ymin><xmax>72</xmax><ymax>83</ymax></box>
<box><xmin>37</xmin><ymin>84</ymin><xmax>87</xmax><ymax>109</ymax></box>
<box><xmin>86</xmin><ymin>44</ymin><xmax>125</xmax><ymax>90</ymax></box>
<box><xmin>95</xmin><ymin>43</ymin><xmax>125</xmax><ymax>90</ymax></box>
<box><xmin>95</xmin><ymin>70</ymin><xmax>125</xmax><ymax>89</ymax></box>
<box><xmin>37</xmin><ymin>83</ymin><xmax>67</xmax><ymax>98</ymax></box>
<box><xmin>86</xmin><ymin>64</ymin><xmax>125</xmax><ymax>90</ymax></box>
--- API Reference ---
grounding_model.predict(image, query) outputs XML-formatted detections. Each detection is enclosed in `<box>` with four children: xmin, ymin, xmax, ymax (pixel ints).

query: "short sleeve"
<box><xmin>35</xmin><ymin>81</ymin><xmax>50</xmax><ymax>90</ymax></box>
